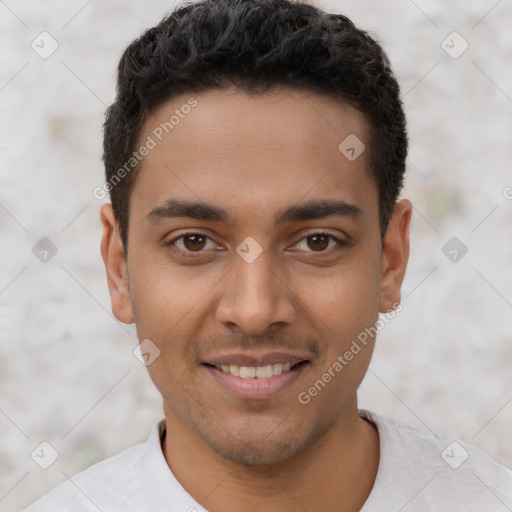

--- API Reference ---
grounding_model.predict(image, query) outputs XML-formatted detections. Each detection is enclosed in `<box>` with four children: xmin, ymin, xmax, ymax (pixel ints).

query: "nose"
<box><xmin>215</xmin><ymin>248</ymin><xmax>296</xmax><ymax>336</ymax></box>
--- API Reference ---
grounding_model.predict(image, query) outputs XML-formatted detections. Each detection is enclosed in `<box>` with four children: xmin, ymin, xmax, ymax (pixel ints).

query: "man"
<box><xmin>24</xmin><ymin>0</ymin><xmax>512</xmax><ymax>510</ymax></box>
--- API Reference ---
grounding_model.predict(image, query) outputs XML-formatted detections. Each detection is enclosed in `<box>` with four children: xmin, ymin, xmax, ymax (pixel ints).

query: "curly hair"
<box><xmin>103</xmin><ymin>0</ymin><xmax>407</xmax><ymax>252</ymax></box>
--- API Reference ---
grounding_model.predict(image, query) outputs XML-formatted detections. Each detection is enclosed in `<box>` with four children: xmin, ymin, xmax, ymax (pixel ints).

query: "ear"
<box><xmin>379</xmin><ymin>199</ymin><xmax>412</xmax><ymax>313</ymax></box>
<box><xmin>100</xmin><ymin>203</ymin><xmax>134</xmax><ymax>324</ymax></box>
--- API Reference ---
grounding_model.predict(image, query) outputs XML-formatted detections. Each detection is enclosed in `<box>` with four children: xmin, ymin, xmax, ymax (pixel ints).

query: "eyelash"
<box><xmin>166</xmin><ymin>231</ymin><xmax>347</xmax><ymax>256</ymax></box>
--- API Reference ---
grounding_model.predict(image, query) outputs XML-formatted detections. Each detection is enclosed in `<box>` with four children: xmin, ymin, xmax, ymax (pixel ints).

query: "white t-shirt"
<box><xmin>23</xmin><ymin>410</ymin><xmax>512</xmax><ymax>511</ymax></box>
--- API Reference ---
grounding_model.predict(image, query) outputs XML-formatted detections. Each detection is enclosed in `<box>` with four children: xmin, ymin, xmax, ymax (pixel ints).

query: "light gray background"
<box><xmin>1</xmin><ymin>0</ymin><xmax>511</xmax><ymax>510</ymax></box>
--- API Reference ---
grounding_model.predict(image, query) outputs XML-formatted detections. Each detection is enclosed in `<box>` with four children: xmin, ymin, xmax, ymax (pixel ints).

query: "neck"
<box><xmin>161</xmin><ymin>400</ymin><xmax>380</xmax><ymax>512</ymax></box>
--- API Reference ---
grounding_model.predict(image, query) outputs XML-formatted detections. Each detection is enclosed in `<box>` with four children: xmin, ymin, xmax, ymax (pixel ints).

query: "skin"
<box><xmin>100</xmin><ymin>87</ymin><xmax>411</xmax><ymax>512</ymax></box>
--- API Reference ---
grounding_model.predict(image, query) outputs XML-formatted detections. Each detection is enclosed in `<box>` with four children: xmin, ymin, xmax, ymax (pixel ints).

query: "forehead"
<box><xmin>131</xmin><ymin>88</ymin><xmax>377</xmax><ymax>226</ymax></box>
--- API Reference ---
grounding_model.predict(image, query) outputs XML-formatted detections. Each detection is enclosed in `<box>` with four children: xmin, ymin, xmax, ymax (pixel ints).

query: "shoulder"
<box><xmin>361</xmin><ymin>409</ymin><xmax>512</xmax><ymax>511</ymax></box>
<box><xmin>22</xmin><ymin>442</ymin><xmax>144</xmax><ymax>512</ymax></box>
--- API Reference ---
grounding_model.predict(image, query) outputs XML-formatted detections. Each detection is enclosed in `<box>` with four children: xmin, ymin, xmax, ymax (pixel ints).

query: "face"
<box><xmin>101</xmin><ymin>87</ymin><xmax>410</xmax><ymax>465</ymax></box>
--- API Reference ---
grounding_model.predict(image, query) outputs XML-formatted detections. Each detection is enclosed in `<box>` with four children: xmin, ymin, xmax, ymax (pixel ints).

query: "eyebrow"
<box><xmin>146</xmin><ymin>198</ymin><xmax>362</xmax><ymax>227</ymax></box>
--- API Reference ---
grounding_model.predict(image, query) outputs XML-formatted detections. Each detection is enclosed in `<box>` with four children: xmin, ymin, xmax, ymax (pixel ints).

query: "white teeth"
<box><xmin>217</xmin><ymin>362</ymin><xmax>297</xmax><ymax>378</ymax></box>
<box><xmin>240</xmin><ymin>366</ymin><xmax>256</xmax><ymax>378</ymax></box>
<box><xmin>256</xmin><ymin>365</ymin><xmax>273</xmax><ymax>378</ymax></box>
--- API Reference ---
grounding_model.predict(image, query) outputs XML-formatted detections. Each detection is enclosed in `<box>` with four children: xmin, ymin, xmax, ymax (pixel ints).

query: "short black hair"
<box><xmin>103</xmin><ymin>0</ymin><xmax>407</xmax><ymax>253</ymax></box>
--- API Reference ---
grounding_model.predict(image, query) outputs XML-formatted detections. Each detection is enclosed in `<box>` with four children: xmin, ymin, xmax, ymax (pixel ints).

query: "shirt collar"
<box><xmin>137</xmin><ymin>412</ymin><xmax>385</xmax><ymax>511</ymax></box>
<box><xmin>137</xmin><ymin>418</ymin><xmax>207</xmax><ymax>511</ymax></box>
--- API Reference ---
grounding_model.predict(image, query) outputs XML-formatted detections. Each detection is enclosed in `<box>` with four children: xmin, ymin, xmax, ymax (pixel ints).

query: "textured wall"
<box><xmin>1</xmin><ymin>0</ymin><xmax>511</xmax><ymax>510</ymax></box>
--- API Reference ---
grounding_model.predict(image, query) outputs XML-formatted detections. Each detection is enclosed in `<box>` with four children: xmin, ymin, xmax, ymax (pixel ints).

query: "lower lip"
<box><xmin>204</xmin><ymin>362</ymin><xmax>309</xmax><ymax>399</ymax></box>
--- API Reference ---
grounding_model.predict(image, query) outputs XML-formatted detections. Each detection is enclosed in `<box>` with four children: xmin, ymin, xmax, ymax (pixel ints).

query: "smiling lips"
<box><xmin>205</xmin><ymin>353</ymin><xmax>307</xmax><ymax>379</ymax></box>
<box><xmin>204</xmin><ymin>353</ymin><xmax>310</xmax><ymax>398</ymax></box>
<box><xmin>217</xmin><ymin>362</ymin><xmax>294</xmax><ymax>378</ymax></box>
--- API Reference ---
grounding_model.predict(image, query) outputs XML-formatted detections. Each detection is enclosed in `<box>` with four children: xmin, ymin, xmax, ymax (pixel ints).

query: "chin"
<box><xmin>200</xmin><ymin>417</ymin><xmax>334</xmax><ymax>466</ymax></box>
<box><xmin>205</xmin><ymin>436</ymin><xmax>306</xmax><ymax>466</ymax></box>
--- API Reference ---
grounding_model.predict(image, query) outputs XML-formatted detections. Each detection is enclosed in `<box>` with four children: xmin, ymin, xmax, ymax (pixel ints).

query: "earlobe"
<box><xmin>378</xmin><ymin>199</ymin><xmax>412</xmax><ymax>313</ymax></box>
<box><xmin>100</xmin><ymin>204</ymin><xmax>135</xmax><ymax>324</ymax></box>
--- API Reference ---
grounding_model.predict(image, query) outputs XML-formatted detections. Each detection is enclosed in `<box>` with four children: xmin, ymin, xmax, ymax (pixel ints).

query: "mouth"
<box><xmin>202</xmin><ymin>356</ymin><xmax>310</xmax><ymax>399</ymax></box>
<box><xmin>205</xmin><ymin>360</ymin><xmax>308</xmax><ymax>378</ymax></box>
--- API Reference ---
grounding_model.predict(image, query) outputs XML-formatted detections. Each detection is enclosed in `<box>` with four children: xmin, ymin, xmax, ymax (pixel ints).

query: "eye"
<box><xmin>291</xmin><ymin>231</ymin><xmax>346</xmax><ymax>253</ymax></box>
<box><xmin>167</xmin><ymin>232</ymin><xmax>219</xmax><ymax>253</ymax></box>
<box><xmin>166</xmin><ymin>230</ymin><xmax>347</xmax><ymax>256</ymax></box>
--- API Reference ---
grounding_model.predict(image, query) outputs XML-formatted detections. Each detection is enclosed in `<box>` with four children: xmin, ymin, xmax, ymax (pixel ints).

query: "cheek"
<box><xmin>129</xmin><ymin>261</ymin><xmax>225</xmax><ymax>367</ymax></box>
<box><xmin>297</xmin><ymin>256</ymin><xmax>381</xmax><ymax>335</ymax></box>
<box><xmin>130</xmin><ymin>270</ymin><xmax>181</xmax><ymax>349</ymax></box>
<box><xmin>130</xmin><ymin>268</ymin><xmax>207</xmax><ymax>399</ymax></box>
<box><xmin>131</xmin><ymin>257</ymin><xmax>217</xmax><ymax>322</ymax></box>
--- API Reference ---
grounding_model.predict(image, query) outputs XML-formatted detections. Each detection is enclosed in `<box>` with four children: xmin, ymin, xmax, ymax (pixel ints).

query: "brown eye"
<box><xmin>307</xmin><ymin>234</ymin><xmax>330</xmax><ymax>251</ymax></box>
<box><xmin>166</xmin><ymin>232</ymin><xmax>220</xmax><ymax>256</ymax></box>
<box><xmin>183</xmin><ymin>234</ymin><xmax>207</xmax><ymax>251</ymax></box>
<box><xmin>291</xmin><ymin>232</ymin><xmax>346</xmax><ymax>254</ymax></box>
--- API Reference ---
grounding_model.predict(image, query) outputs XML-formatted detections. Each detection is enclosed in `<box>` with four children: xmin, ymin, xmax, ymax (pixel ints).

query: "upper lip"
<box><xmin>204</xmin><ymin>352</ymin><xmax>309</xmax><ymax>367</ymax></box>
